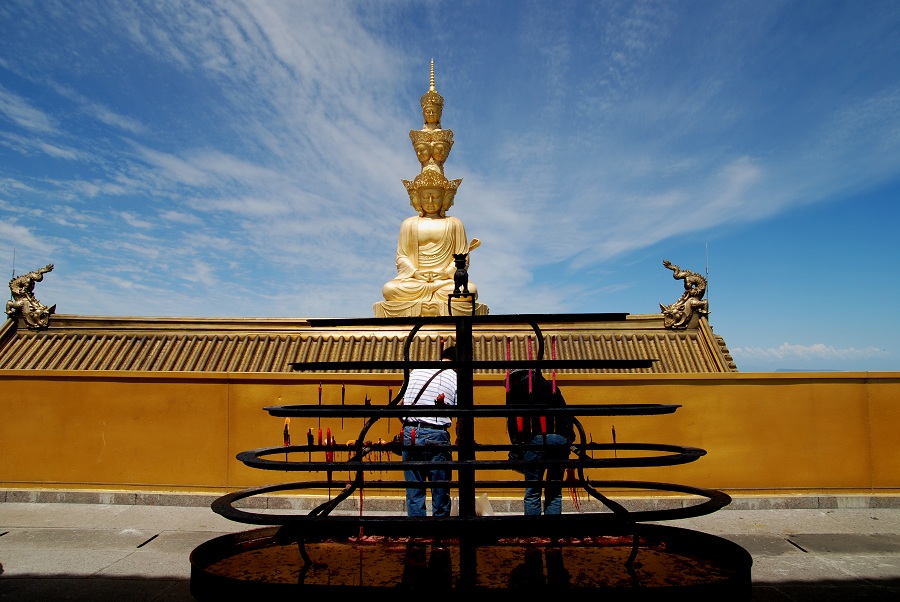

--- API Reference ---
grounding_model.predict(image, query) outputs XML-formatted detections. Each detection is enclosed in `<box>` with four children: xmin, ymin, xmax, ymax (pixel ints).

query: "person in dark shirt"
<box><xmin>506</xmin><ymin>369</ymin><xmax>574</xmax><ymax>515</ymax></box>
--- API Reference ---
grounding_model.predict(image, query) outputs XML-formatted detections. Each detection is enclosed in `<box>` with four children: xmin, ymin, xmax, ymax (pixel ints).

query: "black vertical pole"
<box><xmin>454</xmin><ymin>313</ymin><xmax>476</xmax><ymax>589</ymax></box>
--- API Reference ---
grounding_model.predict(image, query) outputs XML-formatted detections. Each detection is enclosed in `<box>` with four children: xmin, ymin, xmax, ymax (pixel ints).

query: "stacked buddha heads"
<box><xmin>402</xmin><ymin>61</ymin><xmax>463</xmax><ymax>217</ymax></box>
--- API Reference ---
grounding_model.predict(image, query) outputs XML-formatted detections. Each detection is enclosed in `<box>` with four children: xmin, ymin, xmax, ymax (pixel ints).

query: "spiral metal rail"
<box><xmin>191</xmin><ymin>313</ymin><xmax>751</xmax><ymax>597</ymax></box>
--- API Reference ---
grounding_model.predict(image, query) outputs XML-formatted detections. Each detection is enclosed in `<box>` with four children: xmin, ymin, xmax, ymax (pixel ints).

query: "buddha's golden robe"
<box><xmin>382</xmin><ymin>214</ymin><xmax>477</xmax><ymax>304</ymax></box>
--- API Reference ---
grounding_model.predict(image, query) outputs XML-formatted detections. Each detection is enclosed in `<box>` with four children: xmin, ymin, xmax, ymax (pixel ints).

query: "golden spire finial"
<box><xmin>420</xmin><ymin>59</ymin><xmax>444</xmax><ymax>109</ymax></box>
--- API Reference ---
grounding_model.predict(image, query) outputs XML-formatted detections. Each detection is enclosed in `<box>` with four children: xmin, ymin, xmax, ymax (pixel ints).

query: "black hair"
<box><xmin>441</xmin><ymin>345</ymin><xmax>456</xmax><ymax>361</ymax></box>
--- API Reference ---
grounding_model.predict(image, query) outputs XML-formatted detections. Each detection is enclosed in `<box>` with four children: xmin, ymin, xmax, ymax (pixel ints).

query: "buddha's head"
<box><xmin>418</xmin><ymin>187</ymin><xmax>443</xmax><ymax>217</ymax></box>
<box><xmin>409</xmin><ymin>130</ymin><xmax>432</xmax><ymax>165</ymax></box>
<box><xmin>444</xmin><ymin>178</ymin><xmax>462</xmax><ymax>213</ymax></box>
<box><xmin>432</xmin><ymin>140</ymin><xmax>450</xmax><ymax>163</ymax></box>
<box><xmin>415</xmin><ymin>142</ymin><xmax>432</xmax><ymax>164</ymax></box>
<box><xmin>422</xmin><ymin>103</ymin><xmax>442</xmax><ymax>129</ymax></box>
<box><xmin>402</xmin><ymin>179</ymin><xmax>419</xmax><ymax>213</ymax></box>
<box><xmin>412</xmin><ymin>169</ymin><xmax>450</xmax><ymax>217</ymax></box>
<box><xmin>420</xmin><ymin>60</ymin><xmax>444</xmax><ymax>130</ymax></box>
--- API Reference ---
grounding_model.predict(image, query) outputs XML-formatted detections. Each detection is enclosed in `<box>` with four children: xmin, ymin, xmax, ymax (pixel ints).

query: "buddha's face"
<box><xmin>408</xmin><ymin>190</ymin><xmax>421</xmax><ymax>212</ymax></box>
<box><xmin>418</xmin><ymin>187</ymin><xmax>443</xmax><ymax>215</ymax></box>
<box><xmin>443</xmin><ymin>190</ymin><xmax>456</xmax><ymax>211</ymax></box>
<box><xmin>414</xmin><ymin>142</ymin><xmax>431</xmax><ymax>164</ymax></box>
<box><xmin>423</xmin><ymin>104</ymin><xmax>441</xmax><ymax>126</ymax></box>
<box><xmin>432</xmin><ymin>141</ymin><xmax>449</xmax><ymax>163</ymax></box>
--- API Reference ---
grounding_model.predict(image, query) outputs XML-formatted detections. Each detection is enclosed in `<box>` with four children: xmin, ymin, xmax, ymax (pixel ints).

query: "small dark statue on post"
<box><xmin>452</xmin><ymin>253</ymin><xmax>469</xmax><ymax>295</ymax></box>
<box><xmin>6</xmin><ymin>263</ymin><xmax>56</xmax><ymax>330</ymax></box>
<box><xmin>447</xmin><ymin>253</ymin><xmax>476</xmax><ymax>316</ymax></box>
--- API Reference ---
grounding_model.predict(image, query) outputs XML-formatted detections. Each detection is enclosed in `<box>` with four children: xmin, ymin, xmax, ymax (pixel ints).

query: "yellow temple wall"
<box><xmin>1</xmin><ymin>371</ymin><xmax>898</xmax><ymax>497</ymax></box>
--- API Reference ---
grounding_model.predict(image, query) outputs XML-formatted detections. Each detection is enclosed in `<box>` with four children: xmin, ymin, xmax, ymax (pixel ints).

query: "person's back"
<box><xmin>506</xmin><ymin>370</ymin><xmax>573</xmax><ymax>446</ymax></box>
<box><xmin>506</xmin><ymin>369</ymin><xmax>573</xmax><ymax>516</ymax></box>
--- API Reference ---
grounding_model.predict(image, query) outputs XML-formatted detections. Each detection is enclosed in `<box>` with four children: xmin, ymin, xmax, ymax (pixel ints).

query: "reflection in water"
<box><xmin>508</xmin><ymin>546</ymin><xmax>570</xmax><ymax>589</ymax></box>
<box><xmin>203</xmin><ymin>535</ymin><xmax>740</xmax><ymax>590</ymax></box>
<box><xmin>401</xmin><ymin>542</ymin><xmax>453</xmax><ymax>589</ymax></box>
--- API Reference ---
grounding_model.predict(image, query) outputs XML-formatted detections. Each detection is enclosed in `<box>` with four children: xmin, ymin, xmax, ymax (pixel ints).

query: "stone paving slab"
<box><xmin>718</xmin><ymin>534</ymin><xmax>799</xmax><ymax>556</ymax></box>
<box><xmin>0</xmin><ymin>528</ymin><xmax>152</xmax><ymax>551</ymax></box>
<box><xmin>0</xmin><ymin>503</ymin><xmax>130</xmax><ymax>529</ymax></box>
<box><xmin>0</xmin><ymin>548</ymin><xmax>132</xmax><ymax>577</ymax></box>
<box><xmin>789</xmin><ymin>533</ymin><xmax>900</xmax><ymax>554</ymax></box>
<box><xmin>2</xmin><ymin>502</ymin><xmax>900</xmax><ymax>600</ymax></box>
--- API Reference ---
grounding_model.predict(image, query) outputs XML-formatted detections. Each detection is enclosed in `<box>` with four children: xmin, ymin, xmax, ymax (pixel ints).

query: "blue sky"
<box><xmin>1</xmin><ymin>0</ymin><xmax>898</xmax><ymax>372</ymax></box>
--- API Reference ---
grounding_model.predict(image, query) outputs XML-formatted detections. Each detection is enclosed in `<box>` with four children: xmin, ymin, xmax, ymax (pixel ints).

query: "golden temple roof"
<box><xmin>0</xmin><ymin>313</ymin><xmax>736</xmax><ymax>373</ymax></box>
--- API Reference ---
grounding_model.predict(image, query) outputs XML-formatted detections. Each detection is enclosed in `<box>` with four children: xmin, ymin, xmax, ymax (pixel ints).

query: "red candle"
<box><xmin>283</xmin><ymin>418</ymin><xmax>290</xmax><ymax>465</ymax></box>
<box><xmin>551</xmin><ymin>336</ymin><xmax>557</xmax><ymax>394</ymax></box>
<box><xmin>505</xmin><ymin>336</ymin><xmax>511</xmax><ymax>392</ymax></box>
<box><xmin>325</xmin><ymin>429</ymin><xmax>334</xmax><ymax>463</ymax></box>
<box><xmin>527</xmin><ymin>336</ymin><xmax>533</xmax><ymax>393</ymax></box>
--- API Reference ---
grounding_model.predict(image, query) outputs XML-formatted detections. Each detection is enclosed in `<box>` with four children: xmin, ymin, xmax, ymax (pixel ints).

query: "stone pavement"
<box><xmin>1</xmin><ymin>497</ymin><xmax>899</xmax><ymax>600</ymax></box>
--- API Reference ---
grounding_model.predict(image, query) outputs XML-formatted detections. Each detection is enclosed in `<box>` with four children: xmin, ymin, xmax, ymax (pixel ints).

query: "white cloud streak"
<box><xmin>733</xmin><ymin>343</ymin><xmax>891</xmax><ymax>363</ymax></box>
<box><xmin>0</xmin><ymin>86</ymin><xmax>57</xmax><ymax>133</ymax></box>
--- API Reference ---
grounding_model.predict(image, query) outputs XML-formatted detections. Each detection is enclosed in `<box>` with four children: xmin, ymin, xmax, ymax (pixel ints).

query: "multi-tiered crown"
<box><xmin>403</xmin><ymin>60</ymin><xmax>462</xmax><ymax>216</ymax></box>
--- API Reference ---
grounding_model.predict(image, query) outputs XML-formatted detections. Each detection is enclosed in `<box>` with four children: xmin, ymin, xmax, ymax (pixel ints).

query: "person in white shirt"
<box><xmin>401</xmin><ymin>346</ymin><xmax>457</xmax><ymax>517</ymax></box>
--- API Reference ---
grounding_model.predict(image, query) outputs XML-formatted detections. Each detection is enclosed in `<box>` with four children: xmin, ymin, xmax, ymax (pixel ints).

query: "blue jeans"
<box><xmin>523</xmin><ymin>433</ymin><xmax>568</xmax><ymax>515</ymax></box>
<box><xmin>402</xmin><ymin>426</ymin><xmax>452</xmax><ymax>517</ymax></box>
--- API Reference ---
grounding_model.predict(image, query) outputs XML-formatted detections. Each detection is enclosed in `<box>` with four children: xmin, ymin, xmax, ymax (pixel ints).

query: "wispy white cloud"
<box><xmin>0</xmin><ymin>86</ymin><xmax>57</xmax><ymax>133</ymax></box>
<box><xmin>120</xmin><ymin>212</ymin><xmax>154</xmax><ymax>229</ymax></box>
<box><xmin>0</xmin><ymin>179</ymin><xmax>37</xmax><ymax>196</ymax></box>
<box><xmin>0</xmin><ymin>132</ymin><xmax>83</xmax><ymax>161</ymax></box>
<box><xmin>733</xmin><ymin>342</ymin><xmax>891</xmax><ymax>364</ymax></box>
<box><xmin>46</xmin><ymin>82</ymin><xmax>146</xmax><ymax>134</ymax></box>
<box><xmin>133</xmin><ymin>145</ymin><xmax>211</xmax><ymax>186</ymax></box>
<box><xmin>0</xmin><ymin>219</ymin><xmax>53</xmax><ymax>253</ymax></box>
<box><xmin>182</xmin><ymin>259</ymin><xmax>218</xmax><ymax>288</ymax></box>
<box><xmin>160</xmin><ymin>210</ymin><xmax>203</xmax><ymax>225</ymax></box>
<box><xmin>85</xmin><ymin>102</ymin><xmax>145</xmax><ymax>134</ymax></box>
<box><xmin>65</xmin><ymin>179</ymin><xmax>131</xmax><ymax>199</ymax></box>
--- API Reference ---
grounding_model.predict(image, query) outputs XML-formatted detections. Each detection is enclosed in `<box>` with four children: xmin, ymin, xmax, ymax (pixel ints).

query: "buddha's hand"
<box><xmin>416</xmin><ymin>270</ymin><xmax>440</xmax><ymax>282</ymax></box>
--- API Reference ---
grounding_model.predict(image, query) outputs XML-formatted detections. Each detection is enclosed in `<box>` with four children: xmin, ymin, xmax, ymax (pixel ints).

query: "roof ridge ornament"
<box><xmin>6</xmin><ymin>263</ymin><xmax>56</xmax><ymax>330</ymax></box>
<box><xmin>660</xmin><ymin>259</ymin><xmax>709</xmax><ymax>329</ymax></box>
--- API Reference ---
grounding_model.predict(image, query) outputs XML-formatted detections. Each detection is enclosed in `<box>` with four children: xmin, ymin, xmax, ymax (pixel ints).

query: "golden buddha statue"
<box><xmin>374</xmin><ymin>61</ymin><xmax>488</xmax><ymax>317</ymax></box>
<box><xmin>378</xmin><ymin>170</ymin><xmax>483</xmax><ymax>316</ymax></box>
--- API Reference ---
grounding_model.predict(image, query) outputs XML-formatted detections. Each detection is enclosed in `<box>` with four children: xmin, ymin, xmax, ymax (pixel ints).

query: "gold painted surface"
<box><xmin>0</xmin><ymin>377</ymin><xmax>229</xmax><ymax>488</ymax></box>
<box><xmin>867</xmin><ymin>377</ymin><xmax>900</xmax><ymax>487</ymax></box>
<box><xmin>1</xmin><ymin>371</ymin><xmax>898</xmax><ymax>495</ymax></box>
